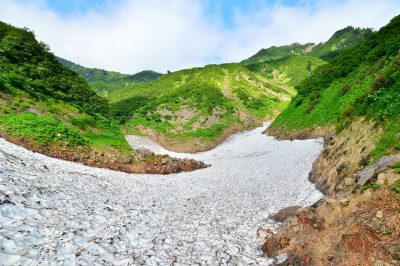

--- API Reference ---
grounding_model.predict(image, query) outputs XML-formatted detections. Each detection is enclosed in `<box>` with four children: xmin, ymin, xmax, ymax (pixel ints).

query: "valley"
<box><xmin>0</xmin><ymin>124</ymin><xmax>322</xmax><ymax>265</ymax></box>
<box><xmin>0</xmin><ymin>9</ymin><xmax>399</xmax><ymax>266</ymax></box>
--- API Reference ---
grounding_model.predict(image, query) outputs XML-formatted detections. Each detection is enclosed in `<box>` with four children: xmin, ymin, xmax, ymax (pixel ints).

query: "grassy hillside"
<box><xmin>269</xmin><ymin>15</ymin><xmax>400</xmax><ymax>160</ymax></box>
<box><xmin>0</xmin><ymin>22</ymin><xmax>135</xmax><ymax>154</ymax></box>
<box><xmin>310</xmin><ymin>26</ymin><xmax>374</xmax><ymax>61</ymax></box>
<box><xmin>241</xmin><ymin>43</ymin><xmax>315</xmax><ymax>65</ymax></box>
<box><xmin>242</xmin><ymin>27</ymin><xmax>372</xmax><ymax>89</ymax></box>
<box><xmin>57</xmin><ymin>57</ymin><xmax>162</xmax><ymax>96</ymax></box>
<box><xmin>245</xmin><ymin>55</ymin><xmax>326</xmax><ymax>87</ymax></box>
<box><xmin>0</xmin><ymin>21</ymin><xmax>207</xmax><ymax>173</ymax></box>
<box><xmin>109</xmin><ymin>63</ymin><xmax>293</xmax><ymax>151</ymax></box>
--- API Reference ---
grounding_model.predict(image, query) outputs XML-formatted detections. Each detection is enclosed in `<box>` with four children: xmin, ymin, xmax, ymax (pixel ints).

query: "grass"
<box><xmin>245</xmin><ymin>55</ymin><xmax>326</xmax><ymax>87</ymax></box>
<box><xmin>0</xmin><ymin>112</ymin><xmax>87</xmax><ymax>147</ymax></box>
<box><xmin>109</xmin><ymin>63</ymin><xmax>290</xmax><ymax>143</ymax></box>
<box><xmin>390</xmin><ymin>178</ymin><xmax>400</xmax><ymax>193</ymax></box>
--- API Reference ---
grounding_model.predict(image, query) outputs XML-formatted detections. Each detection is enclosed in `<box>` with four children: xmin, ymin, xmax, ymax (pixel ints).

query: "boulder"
<box><xmin>344</xmin><ymin>178</ymin><xmax>355</xmax><ymax>186</ymax></box>
<box><xmin>136</xmin><ymin>148</ymin><xmax>153</xmax><ymax>159</ymax></box>
<box><xmin>356</xmin><ymin>154</ymin><xmax>400</xmax><ymax>187</ymax></box>
<box><xmin>161</xmin><ymin>156</ymin><xmax>173</xmax><ymax>165</ymax></box>
<box><xmin>121</xmin><ymin>157</ymin><xmax>133</xmax><ymax>164</ymax></box>
<box><xmin>272</xmin><ymin>206</ymin><xmax>302</xmax><ymax>222</ymax></box>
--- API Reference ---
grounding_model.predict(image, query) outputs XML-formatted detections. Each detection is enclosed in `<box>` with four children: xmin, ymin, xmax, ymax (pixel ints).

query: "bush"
<box><xmin>0</xmin><ymin>112</ymin><xmax>87</xmax><ymax>146</ymax></box>
<box><xmin>340</xmin><ymin>84</ymin><xmax>350</xmax><ymax>95</ymax></box>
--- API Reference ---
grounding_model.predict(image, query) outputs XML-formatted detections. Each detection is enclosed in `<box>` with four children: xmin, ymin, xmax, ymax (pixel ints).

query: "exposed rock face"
<box><xmin>267</xmin><ymin>119</ymin><xmax>380</xmax><ymax>195</ymax></box>
<box><xmin>262</xmin><ymin>174</ymin><xmax>400</xmax><ymax>265</ymax></box>
<box><xmin>308</xmin><ymin>119</ymin><xmax>380</xmax><ymax>195</ymax></box>
<box><xmin>356</xmin><ymin>154</ymin><xmax>400</xmax><ymax>187</ymax></box>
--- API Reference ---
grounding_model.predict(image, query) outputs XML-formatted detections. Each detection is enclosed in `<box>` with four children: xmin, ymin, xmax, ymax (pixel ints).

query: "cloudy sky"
<box><xmin>1</xmin><ymin>0</ymin><xmax>399</xmax><ymax>74</ymax></box>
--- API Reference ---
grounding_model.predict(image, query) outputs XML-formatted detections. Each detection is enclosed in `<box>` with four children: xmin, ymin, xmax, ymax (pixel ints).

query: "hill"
<box><xmin>242</xmin><ymin>27</ymin><xmax>373</xmax><ymax>65</ymax></box>
<box><xmin>241</xmin><ymin>42</ymin><xmax>315</xmax><ymax>65</ymax></box>
<box><xmin>269</xmin><ymin>16</ymin><xmax>400</xmax><ymax>161</ymax></box>
<box><xmin>109</xmin><ymin>63</ymin><xmax>294</xmax><ymax>152</ymax></box>
<box><xmin>309</xmin><ymin>26</ymin><xmax>374</xmax><ymax>61</ymax></box>
<box><xmin>241</xmin><ymin>27</ymin><xmax>373</xmax><ymax>88</ymax></box>
<box><xmin>0</xmin><ymin>22</ymin><xmax>204</xmax><ymax>173</ymax></box>
<box><xmin>57</xmin><ymin>57</ymin><xmax>162</xmax><ymax>96</ymax></box>
<box><xmin>263</xmin><ymin>16</ymin><xmax>400</xmax><ymax>265</ymax></box>
<box><xmin>245</xmin><ymin>55</ymin><xmax>326</xmax><ymax>87</ymax></box>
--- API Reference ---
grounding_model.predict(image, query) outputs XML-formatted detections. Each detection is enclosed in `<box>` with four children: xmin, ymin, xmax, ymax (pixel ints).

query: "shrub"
<box><xmin>0</xmin><ymin>112</ymin><xmax>87</xmax><ymax>146</ymax></box>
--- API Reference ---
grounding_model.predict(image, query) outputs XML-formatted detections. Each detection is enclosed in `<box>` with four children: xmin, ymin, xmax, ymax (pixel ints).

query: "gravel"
<box><xmin>0</xmin><ymin>123</ymin><xmax>323</xmax><ymax>265</ymax></box>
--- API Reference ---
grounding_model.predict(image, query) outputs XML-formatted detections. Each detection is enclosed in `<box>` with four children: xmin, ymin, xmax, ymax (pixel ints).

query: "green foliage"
<box><xmin>310</xmin><ymin>26</ymin><xmax>374</xmax><ymax>61</ymax></box>
<box><xmin>245</xmin><ymin>55</ymin><xmax>326</xmax><ymax>86</ymax></box>
<box><xmin>0</xmin><ymin>22</ymin><xmax>132</xmax><ymax>154</ymax></box>
<box><xmin>361</xmin><ymin>182</ymin><xmax>381</xmax><ymax>191</ymax></box>
<box><xmin>110</xmin><ymin>63</ymin><xmax>289</xmax><ymax>141</ymax></box>
<box><xmin>390</xmin><ymin>179</ymin><xmax>400</xmax><ymax>193</ymax></box>
<box><xmin>0</xmin><ymin>22</ymin><xmax>108</xmax><ymax>116</ymax></box>
<box><xmin>270</xmin><ymin>15</ymin><xmax>400</xmax><ymax>159</ymax></box>
<box><xmin>242</xmin><ymin>26</ymin><xmax>372</xmax><ymax>66</ymax></box>
<box><xmin>0</xmin><ymin>112</ymin><xmax>87</xmax><ymax>146</ymax></box>
<box><xmin>57</xmin><ymin>57</ymin><xmax>162</xmax><ymax>96</ymax></box>
<box><xmin>68</xmin><ymin>114</ymin><xmax>96</xmax><ymax>130</ymax></box>
<box><xmin>241</xmin><ymin>43</ymin><xmax>315</xmax><ymax>64</ymax></box>
<box><xmin>83</xmin><ymin>115</ymin><xmax>131</xmax><ymax>152</ymax></box>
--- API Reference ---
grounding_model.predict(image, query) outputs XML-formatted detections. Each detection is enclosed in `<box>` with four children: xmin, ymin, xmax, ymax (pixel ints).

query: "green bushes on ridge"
<box><xmin>270</xmin><ymin>15</ymin><xmax>400</xmax><ymax>159</ymax></box>
<box><xmin>0</xmin><ymin>22</ymin><xmax>108</xmax><ymax>117</ymax></box>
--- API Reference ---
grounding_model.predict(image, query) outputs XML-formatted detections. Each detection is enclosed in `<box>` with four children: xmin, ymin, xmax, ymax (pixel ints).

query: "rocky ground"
<box><xmin>263</xmin><ymin>176</ymin><xmax>400</xmax><ymax>266</ymax></box>
<box><xmin>0</xmin><ymin>124</ymin><xmax>323</xmax><ymax>265</ymax></box>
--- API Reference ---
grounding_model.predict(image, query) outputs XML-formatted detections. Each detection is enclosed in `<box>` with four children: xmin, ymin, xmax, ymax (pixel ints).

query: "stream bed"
<box><xmin>0</xmin><ymin>123</ymin><xmax>323</xmax><ymax>265</ymax></box>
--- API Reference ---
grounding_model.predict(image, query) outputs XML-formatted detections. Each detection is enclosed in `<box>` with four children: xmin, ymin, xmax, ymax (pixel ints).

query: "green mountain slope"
<box><xmin>0</xmin><ymin>22</ymin><xmax>133</xmax><ymax>153</ymax></box>
<box><xmin>57</xmin><ymin>57</ymin><xmax>162</xmax><ymax>96</ymax></box>
<box><xmin>245</xmin><ymin>55</ymin><xmax>326</xmax><ymax>87</ymax></box>
<box><xmin>109</xmin><ymin>63</ymin><xmax>294</xmax><ymax>152</ymax></box>
<box><xmin>0</xmin><ymin>21</ymin><xmax>206</xmax><ymax>173</ymax></box>
<box><xmin>242</xmin><ymin>27</ymin><xmax>373</xmax><ymax>65</ymax></box>
<box><xmin>241</xmin><ymin>27</ymin><xmax>372</xmax><ymax>88</ymax></box>
<box><xmin>309</xmin><ymin>26</ymin><xmax>374</xmax><ymax>61</ymax></box>
<box><xmin>241</xmin><ymin>43</ymin><xmax>315</xmax><ymax>65</ymax></box>
<box><xmin>269</xmin><ymin>15</ymin><xmax>400</xmax><ymax>160</ymax></box>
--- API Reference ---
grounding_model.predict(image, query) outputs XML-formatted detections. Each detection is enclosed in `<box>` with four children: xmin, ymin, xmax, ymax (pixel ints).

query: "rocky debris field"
<box><xmin>0</xmin><ymin>124</ymin><xmax>323</xmax><ymax>265</ymax></box>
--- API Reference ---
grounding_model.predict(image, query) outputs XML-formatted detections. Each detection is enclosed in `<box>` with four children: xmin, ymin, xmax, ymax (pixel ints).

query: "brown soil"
<box><xmin>263</xmin><ymin>178</ymin><xmax>400</xmax><ymax>265</ymax></box>
<box><xmin>0</xmin><ymin>131</ymin><xmax>207</xmax><ymax>175</ymax></box>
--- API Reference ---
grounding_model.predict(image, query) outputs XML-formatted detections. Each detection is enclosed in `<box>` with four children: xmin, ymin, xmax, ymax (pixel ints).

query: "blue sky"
<box><xmin>45</xmin><ymin>0</ymin><xmax>322</xmax><ymax>28</ymax></box>
<box><xmin>1</xmin><ymin>0</ymin><xmax>399</xmax><ymax>73</ymax></box>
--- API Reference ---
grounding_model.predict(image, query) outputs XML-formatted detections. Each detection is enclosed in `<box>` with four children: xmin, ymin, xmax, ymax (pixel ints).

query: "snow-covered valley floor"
<box><xmin>0</xmin><ymin>124</ymin><xmax>323</xmax><ymax>265</ymax></box>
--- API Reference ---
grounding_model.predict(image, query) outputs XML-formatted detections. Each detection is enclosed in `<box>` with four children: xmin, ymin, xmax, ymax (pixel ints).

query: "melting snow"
<box><xmin>0</xmin><ymin>123</ymin><xmax>323</xmax><ymax>265</ymax></box>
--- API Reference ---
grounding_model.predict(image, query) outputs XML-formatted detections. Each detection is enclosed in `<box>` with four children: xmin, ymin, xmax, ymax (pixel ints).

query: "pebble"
<box><xmin>0</xmin><ymin>123</ymin><xmax>323</xmax><ymax>265</ymax></box>
<box><xmin>376</xmin><ymin>211</ymin><xmax>384</xmax><ymax>220</ymax></box>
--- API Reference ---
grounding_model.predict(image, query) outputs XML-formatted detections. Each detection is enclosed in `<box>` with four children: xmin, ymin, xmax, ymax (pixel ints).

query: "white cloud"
<box><xmin>0</xmin><ymin>0</ymin><xmax>399</xmax><ymax>73</ymax></box>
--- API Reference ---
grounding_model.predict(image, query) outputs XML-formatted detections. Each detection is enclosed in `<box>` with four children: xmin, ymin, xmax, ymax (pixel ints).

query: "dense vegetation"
<box><xmin>242</xmin><ymin>26</ymin><xmax>373</xmax><ymax>65</ymax></box>
<box><xmin>309</xmin><ymin>26</ymin><xmax>374</xmax><ymax>61</ymax></box>
<box><xmin>57</xmin><ymin>57</ymin><xmax>162</xmax><ymax>96</ymax></box>
<box><xmin>270</xmin><ymin>15</ymin><xmax>400</xmax><ymax>159</ymax></box>
<box><xmin>241</xmin><ymin>43</ymin><xmax>315</xmax><ymax>65</ymax></box>
<box><xmin>0</xmin><ymin>20</ymin><xmax>383</xmax><ymax>154</ymax></box>
<box><xmin>109</xmin><ymin>63</ymin><xmax>292</xmax><ymax>147</ymax></box>
<box><xmin>0</xmin><ymin>22</ymin><xmax>131</xmax><ymax>153</ymax></box>
<box><xmin>240</xmin><ymin>27</ymin><xmax>372</xmax><ymax>89</ymax></box>
<box><xmin>245</xmin><ymin>55</ymin><xmax>326</xmax><ymax>86</ymax></box>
